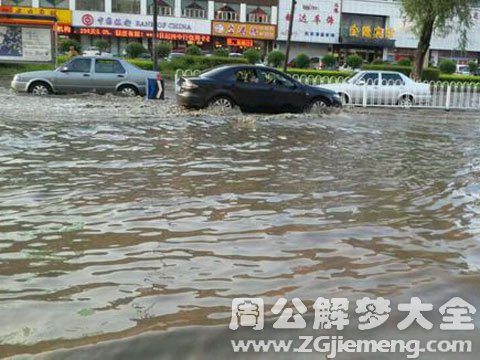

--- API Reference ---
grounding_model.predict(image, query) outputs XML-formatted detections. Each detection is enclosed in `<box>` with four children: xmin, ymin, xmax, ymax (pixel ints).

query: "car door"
<box><xmin>92</xmin><ymin>59</ymin><xmax>127</xmax><ymax>92</ymax></box>
<box><xmin>380</xmin><ymin>73</ymin><xmax>405</xmax><ymax>105</ymax></box>
<box><xmin>54</xmin><ymin>58</ymin><xmax>93</xmax><ymax>93</ymax></box>
<box><xmin>231</xmin><ymin>68</ymin><xmax>267</xmax><ymax>111</ymax></box>
<box><xmin>352</xmin><ymin>72</ymin><xmax>380</xmax><ymax>104</ymax></box>
<box><xmin>257</xmin><ymin>69</ymin><xmax>305</xmax><ymax>112</ymax></box>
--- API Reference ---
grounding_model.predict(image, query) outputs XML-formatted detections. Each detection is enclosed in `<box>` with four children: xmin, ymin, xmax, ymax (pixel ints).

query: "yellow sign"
<box><xmin>212</xmin><ymin>21</ymin><xmax>276</xmax><ymax>40</ymax></box>
<box><xmin>11</xmin><ymin>6</ymin><xmax>72</xmax><ymax>25</ymax></box>
<box><xmin>349</xmin><ymin>23</ymin><xmax>394</xmax><ymax>39</ymax></box>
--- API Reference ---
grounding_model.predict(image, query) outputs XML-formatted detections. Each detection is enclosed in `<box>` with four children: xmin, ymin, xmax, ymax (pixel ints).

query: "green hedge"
<box><xmin>438</xmin><ymin>74</ymin><xmax>480</xmax><ymax>83</ymax></box>
<box><xmin>361</xmin><ymin>64</ymin><xmax>440</xmax><ymax>81</ymax></box>
<box><xmin>286</xmin><ymin>68</ymin><xmax>353</xmax><ymax>78</ymax></box>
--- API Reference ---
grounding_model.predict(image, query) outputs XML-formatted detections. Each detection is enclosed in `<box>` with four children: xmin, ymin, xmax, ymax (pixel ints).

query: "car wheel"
<box><xmin>118</xmin><ymin>85</ymin><xmax>139</xmax><ymax>97</ymax></box>
<box><xmin>398</xmin><ymin>95</ymin><xmax>414</xmax><ymax>108</ymax></box>
<box><xmin>208</xmin><ymin>96</ymin><xmax>235</xmax><ymax>110</ymax></box>
<box><xmin>306</xmin><ymin>98</ymin><xmax>328</xmax><ymax>114</ymax></box>
<box><xmin>28</xmin><ymin>82</ymin><xmax>52</xmax><ymax>96</ymax></box>
<box><xmin>339</xmin><ymin>93</ymin><xmax>349</xmax><ymax>105</ymax></box>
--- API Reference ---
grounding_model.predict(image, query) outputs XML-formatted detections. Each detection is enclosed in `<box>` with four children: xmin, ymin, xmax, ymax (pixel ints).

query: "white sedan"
<box><xmin>319</xmin><ymin>71</ymin><xmax>431</xmax><ymax>107</ymax></box>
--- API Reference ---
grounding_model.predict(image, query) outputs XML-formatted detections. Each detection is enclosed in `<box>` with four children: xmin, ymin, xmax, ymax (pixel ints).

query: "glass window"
<box><xmin>95</xmin><ymin>59</ymin><xmax>126</xmax><ymax>74</ymax></box>
<box><xmin>148</xmin><ymin>0</ymin><xmax>174</xmax><ymax>16</ymax></box>
<box><xmin>112</xmin><ymin>0</ymin><xmax>140</xmax><ymax>14</ymax></box>
<box><xmin>2</xmin><ymin>0</ymin><xmax>32</xmax><ymax>6</ymax></box>
<box><xmin>76</xmin><ymin>0</ymin><xmax>105</xmax><ymax>11</ymax></box>
<box><xmin>214</xmin><ymin>2</ymin><xmax>239</xmax><ymax>21</ymax></box>
<box><xmin>235</xmin><ymin>69</ymin><xmax>259</xmax><ymax>84</ymax></box>
<box><xmin>381</xmin><ymin>73</ymin><xmax>405</xmax><ymax>86</ymax></box>
<box><xmin>359</xmin><ymin>72</ymin><xmax>379</xmax><ymax>85</ymax></box>
<box><xmin>39</xmin><ymin>0</ymin><xmax>69</xmax><ymax>8</ymax></box>
<box><xmin>64</xmin><ymin>58</ymin><xmax>91</xmax><ymax>73</ymax></box>
<box><xmin>259</xmin><ymin>70</ymin><xmax>295</xmax><ymax>88</ymax></box>
<box><xmin>247</xmin><ymin>5</ymin><xmax>271</xmax><ymax>24</ymax></box>
<box><xmin>182</xmin><ymin>0</ymin><xmax>207</xmax><ymax>19</ymax></box>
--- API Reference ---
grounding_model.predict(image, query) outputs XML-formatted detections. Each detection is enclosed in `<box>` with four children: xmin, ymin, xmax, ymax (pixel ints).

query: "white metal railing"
<box><xmin>175</xmin><ymin>70</ymin><xmax>480</xmax><ymax>110</ymax></box>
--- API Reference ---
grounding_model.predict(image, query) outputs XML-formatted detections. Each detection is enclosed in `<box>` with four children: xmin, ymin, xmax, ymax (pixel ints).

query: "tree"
<box><xmin>295</xmin><ymin>53</ymin><xmax>310</xmax><ymax>69</ymax></box>
<box><xmin>93</xmin><ymin>39</ymin><xmax>109</xmax><ymax>55</ymax></box>
<box><xmin>155</xmin><ymin>41</ymin><xmax>172</xmax><ymax>59</ymax></box>
<box><xmin>59</xmin><ymin>39</ymin><xmax>81</xmax><ymax>53</ymax></box>
<box><xmin>322</xmin><ymin>54</ymin><xmax>337</xmax><ymax>69</ymax></box>
<box><xmin>185</xmin><ymin>45</ymin><xmax>202</xmax><ymax>56</ymax></box>
<box><xmin>439</xmin><ymin>59</ymin><xmax>457</xmax><ymax>74</ymax></box>
<box><xmin>346</xmin><ymin>54</ymin><xmax>363</xmax><ymax>69</ymax></box>
<box><xmin>243</xmin><ymin>48</ymin><xmax>261</xmax><ymax>64</ymax></box>
<box><xmin>125</xmin><ymin>43</ymin><xmax>146</xmax><ymax>58</ymax></box>
<box><xmin>267</xmin><ymin>50</ymin><xmax>286</xmax><ymax>67</ymax></box>
<box><xmin>401</xmin><ymin>0</ymin><xmax>476</xmax><ymax>80</ymax></box>
<box><xmin>468</xmin><ymin>60</ymin><xmax>478</xmax><ymax>74</ymax></box>
<box><xmin>213</xmin><ymin>48</ymin><xmax>229</xmax><ymax>57</ymax></box>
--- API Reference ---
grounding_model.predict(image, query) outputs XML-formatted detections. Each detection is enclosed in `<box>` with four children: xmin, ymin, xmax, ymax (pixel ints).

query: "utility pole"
<box><xmin>283</xmin><ymin>0</ymin><xmax>296</xmax><ymax>72</ymax></box>
<box><xmin>152</xmin><ymin>0</ymin><xmax>159</xmax><ymax>71</ymax></box>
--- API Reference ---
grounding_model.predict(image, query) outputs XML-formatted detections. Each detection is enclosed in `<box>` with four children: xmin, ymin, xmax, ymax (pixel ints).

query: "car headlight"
<box><xmin>15</xmin><ymin>75</ymin><xmax>25</xmax><ymax>82</ymax></box>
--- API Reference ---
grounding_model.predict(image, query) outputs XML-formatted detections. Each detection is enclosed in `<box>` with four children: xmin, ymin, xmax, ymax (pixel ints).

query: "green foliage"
<box><xmin>185</xmin><ymin>45</ymin><xmax>202</xmax><ymax>56</ymax></box>
<box><xmin>322</xmin><ymin>54</ymin><xmax>337</xmax><ymax>68</ymax></box>
<box><xmin>125</xmin><ymin>42</ymin><xmax>147</xmax><ymax>58</ymax></box>
<box><xmin>397</xmin><ymin>58</ymin><xmax>412</xmax><ymax>66</ymax></box>
<box><xmin>93</xmin><ymin>39</ymin><xmax>109</xmax><ymax>53</ymax></box>
<box><xmin>346</xmin><ymin>54</ymin><xmax>363</xmax><ymax>69</ymax></box>
<box><xmin>468</xmin><ymin>60</ymin><xmax>478</xmax><ymax>74</ymax></box>
<box><xmin>213</xmin><ymin>48</ymin><xmax>229</xmax><ymax>57</ymax></box>
<box><xmin>361</xmin><ymin>64</ymin><xmax>440</xmax><ymax>81</ymax></box>
<box><xmin>243</xmin><ymin>48</ymin><xmax>261</xmax><ymax>64</ymax></box>
<box><xmin>371</xmin><ymin>58</ymin><xmax>384</xmax><ymax>65</ymax></box>
<box><xmin>59</xmin><ymin>39</ymin><xmax>81</xmax><ymax>53</ymax></box>
<box><xmin>439</xmin><ymin>74</ymin><xmax>480</xmax><ymax>83</ymax></box>
<box><xmin>295</xmin><ymin>53</ymin><xmax>310</xmax><ymax>69</ymax></box>
<box><xmin>267</xmin><ymin>50</ymin><xmax>286</xmax><ymax>67</ymax></box>
<box><xmin>286</xmin><ymin>68</ymin><xmax>353</xmax><ymax>78</ymax></box>
<box><xmin>439</xmin><ymin>59</ymin><xmax>457</xmax><ymax>74</ymax></box>
<box><xmin>155</xmin><ymin>42</ymin><xmax>172</xmax><ymax>59</ymax></box>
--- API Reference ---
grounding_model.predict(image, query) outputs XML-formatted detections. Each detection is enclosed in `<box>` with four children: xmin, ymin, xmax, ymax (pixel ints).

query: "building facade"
<box><xmin>1</xmin><ymin>0</ymin><xmax>480</xmax><ymax>62</ymax></box>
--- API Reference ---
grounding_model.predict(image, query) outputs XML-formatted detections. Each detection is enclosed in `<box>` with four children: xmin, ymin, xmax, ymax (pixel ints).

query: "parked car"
<box><xmin>228</xmin><ymin>53</ymin><xmax>243</xmax><ymax>58</ymax></box>
<box><xmin>176</xmin><ymin>65</ymin><xmax>342</xmax><ymax>113</ymax></box>
<box><xmin>319</xmin><ymin>71</ymin><xmax>431</xmax><ymax>107</ymax></box>
<box><xmin>167</xmin><ymin>52</ymin><xmax>185</xmax><ymax>61</ymax></box>
<box><xmin>82</xmin><ymin>46</ymin><xmax>112</xmax><ymax>57</ymax></box>
<box><xmin>11</xmin><ymin>56</ymin><xmax>160</xmax><ymax>96</ymax></box>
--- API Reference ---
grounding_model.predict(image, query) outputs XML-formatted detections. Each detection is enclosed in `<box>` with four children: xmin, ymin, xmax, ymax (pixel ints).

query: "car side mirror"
<box><xmin>60</xmin><ymin>67</ymin><xmax>69</xmax><ymax>72</ymax></box>
<box><xmin>356</xmin><ymin>80</ymin><xmax>365</xmax><ymax>86</ymax></box>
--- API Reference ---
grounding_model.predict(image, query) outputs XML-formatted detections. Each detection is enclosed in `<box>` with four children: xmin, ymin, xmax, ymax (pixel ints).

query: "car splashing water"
<box><xmin>1</xmin><ymin>88</ymin><xmax>480</xmax><ymax>358</ymax></box>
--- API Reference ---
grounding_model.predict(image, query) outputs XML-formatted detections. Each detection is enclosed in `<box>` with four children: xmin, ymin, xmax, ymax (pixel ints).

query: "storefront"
<box><xmin>211</xmin><ymin>20</ymin><xmax>276</xmax><ymax>53</ymax></box>
<box><xmin>335</xmin><ymin>13</ymin><xmax>395</xmax><ymax>63</ymax></box>
<box><xmin>72</xmin><ymin>10</ymin><xmax>211</xmax><ymax>55</ymax></box>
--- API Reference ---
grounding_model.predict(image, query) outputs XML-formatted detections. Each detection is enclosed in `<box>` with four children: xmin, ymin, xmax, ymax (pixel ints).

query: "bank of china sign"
<box><xmin>277</xmin><ymin>0</ymin><xmax>341</xmax><ymax>43</ymax></box>
<box><xmin>73</xmin><ymin>11</ymin><xmax>211</xmax><ymax>35</ymax></box>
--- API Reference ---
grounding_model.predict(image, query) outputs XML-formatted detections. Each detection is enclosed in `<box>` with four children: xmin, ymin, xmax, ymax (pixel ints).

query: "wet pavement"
<box><xmin>1</xmin><ymin>87</ymin><xmax>480</xmax><ymax>359</ymax></box>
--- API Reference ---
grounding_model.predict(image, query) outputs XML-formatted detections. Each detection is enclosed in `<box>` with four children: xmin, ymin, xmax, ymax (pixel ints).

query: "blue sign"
<box><xmin>146</xmin><ymin>78</ymin><xmax>165</xmax><ymax>100</ymax></box>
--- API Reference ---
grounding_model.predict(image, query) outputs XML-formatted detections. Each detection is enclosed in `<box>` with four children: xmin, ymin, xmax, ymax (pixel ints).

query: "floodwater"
<box><xmin>1</xmin><ymin>87</ymin><xmax>480</xmax><ymax>359</ymax></box>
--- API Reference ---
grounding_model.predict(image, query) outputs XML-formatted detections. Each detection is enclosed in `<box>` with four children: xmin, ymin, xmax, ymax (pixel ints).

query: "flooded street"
<box><xmin>1</xmin><ymin>87</ymin><xmax>480</xmax><ymax>359</ymax></box>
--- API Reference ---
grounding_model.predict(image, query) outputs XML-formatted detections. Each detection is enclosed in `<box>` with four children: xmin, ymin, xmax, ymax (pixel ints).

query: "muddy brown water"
<box><xmin>1</xmin><ymin>88</ymin><xmax>480</xmax><ymax>359</ymax></box>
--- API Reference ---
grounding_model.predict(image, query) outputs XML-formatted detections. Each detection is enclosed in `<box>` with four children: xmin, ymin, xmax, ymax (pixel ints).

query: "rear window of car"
<box><xmin>200</xmin><ymin>66</ymin><xmax>230</xmax><ymax>79</ymax></box>
<box><xmin>95</xmin><ymin>60</ymin><xmax>126</xmax><ymax>74</ymax></box>
<box><xmin>382</xmin><ymin>73</ymin><xmax>405</xmax><ymax>85</ymax></box>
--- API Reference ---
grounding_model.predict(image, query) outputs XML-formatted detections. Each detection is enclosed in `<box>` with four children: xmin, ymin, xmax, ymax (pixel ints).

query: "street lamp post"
<box><xmin>283</xmin><ymin>0</ymin><xmax>296</xmax><ymax>72</ymax></box>
<box><xmin>152</xmin><ymin>0</ymin><xmax>159</xmax><ymax>71</ymax></box>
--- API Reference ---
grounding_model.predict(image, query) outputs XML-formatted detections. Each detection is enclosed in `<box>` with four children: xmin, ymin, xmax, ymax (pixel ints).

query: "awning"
<box><xmin>340</xmin><ymin>36</ymin><xmax>395</xmax><ymax>48</ymax></box>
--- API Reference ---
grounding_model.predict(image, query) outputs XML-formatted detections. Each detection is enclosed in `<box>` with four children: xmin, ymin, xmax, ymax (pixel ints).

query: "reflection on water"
<box><xmin>1</xmin><ymin>92</ymin><xmax>480</xmax><ymax>357</ymax></box>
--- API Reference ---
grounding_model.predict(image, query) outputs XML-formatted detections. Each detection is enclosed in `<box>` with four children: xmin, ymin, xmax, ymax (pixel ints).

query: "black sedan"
<box><xmin>176</xmin><ymin>65</ymin><xmax>342</xmax><ymax>113</ymax></box>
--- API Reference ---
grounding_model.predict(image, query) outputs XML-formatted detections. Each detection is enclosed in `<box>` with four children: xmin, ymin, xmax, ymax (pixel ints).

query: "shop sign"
<box><xmin>73</xmin><ymin>27</ymin><xmax>210</xmax><ymax>42</ymax></box>
<box><xmin>277</xmin><ymin>0</ymin><xmax>341</xmax><ymax>43</ymax></box>
<box><xmin>212</xmin><ymin>21</ymin><xmax>276</xmax><ymax>40</ymax></box>
<box><xmin>349</xmin><ymin>23</ymin><xmax>394</xmax><ymax>39</ymax></box>
<box><xmin>226</xmin><ymin>38</ymin><xmax>254</xmax><ymax>47</ymax></box>
<box><xmin>0</xmin><ymin>6</ymin><xmax>72</xmax><ymax>25</ymax></box>
<box><xmin>73</xmin><ymin>11</ymin><xmax>210</xmax><ymax>35</ymax></box>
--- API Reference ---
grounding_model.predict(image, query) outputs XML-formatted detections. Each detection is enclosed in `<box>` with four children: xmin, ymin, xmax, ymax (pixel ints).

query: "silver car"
<box><xmin>320</xmin><ymin>71</ymin><xmax>431</xmax><ymax>107</ymax></box>
<box><xmin>11</xmin><ymin>56</ymin><xmax>159</xmax><ymax>96</ymax></box>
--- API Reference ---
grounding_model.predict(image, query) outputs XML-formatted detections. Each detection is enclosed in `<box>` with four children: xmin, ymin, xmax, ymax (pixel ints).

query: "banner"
<box><xmin>212</xmin><ymin>21</ymin><xmax>276</xmax><ymax>40</ymax></box>
<box><xmin>0</xmin><ymin>25</ymin><xmax>52</xmax><ymax>62</ymax></box>
<box><xmin>1</xmin><ymin>6</ymin><xmax>72</xmax><ymax>25</ymax></box>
